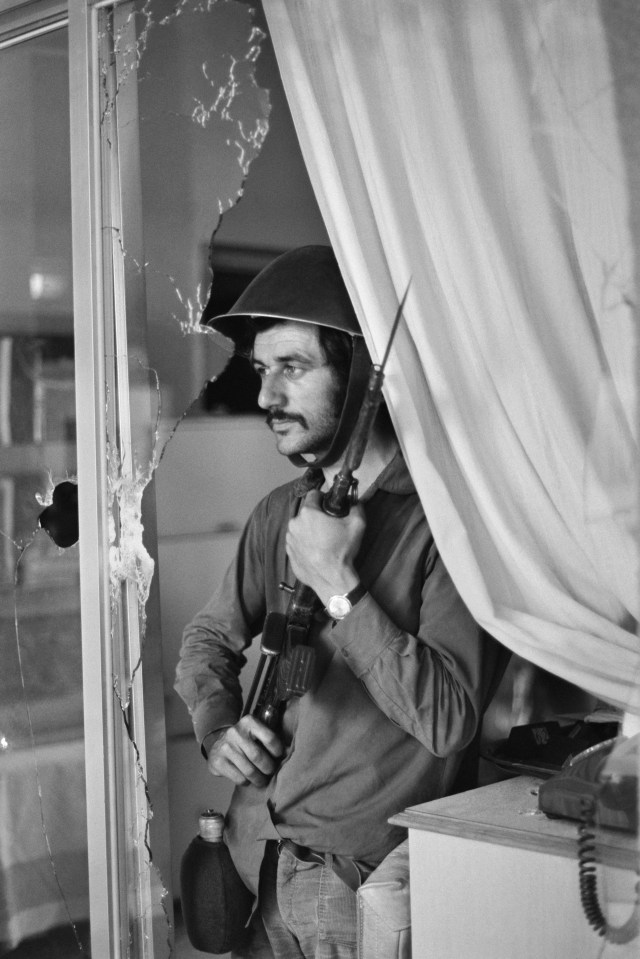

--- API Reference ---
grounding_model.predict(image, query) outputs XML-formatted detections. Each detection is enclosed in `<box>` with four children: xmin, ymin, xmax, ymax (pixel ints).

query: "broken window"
<box><xmin>92</xmin><ymin>2</ymin><xmax>273</xmax><ymax>954</ymax></box>
<box><xmin>0</xmin><ymin>0</ymin><xmax>281</xmax><ymax>954</ymax></box>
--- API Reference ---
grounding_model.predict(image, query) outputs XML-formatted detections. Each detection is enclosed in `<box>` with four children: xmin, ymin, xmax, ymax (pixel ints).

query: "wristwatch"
<box><xmin>325</xmin><ymin>582</ymin><xmax>367</xmax><ymax>621</ymax></box>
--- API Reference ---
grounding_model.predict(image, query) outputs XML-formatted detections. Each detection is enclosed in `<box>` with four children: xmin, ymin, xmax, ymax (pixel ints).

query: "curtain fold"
<box><xmin>262</xmin><ymin>0</ymin><xmax>640</xmax><ymax>712</ymax></box>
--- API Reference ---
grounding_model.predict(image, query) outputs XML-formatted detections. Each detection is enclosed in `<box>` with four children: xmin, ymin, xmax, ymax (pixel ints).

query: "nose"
<box><xmin>257</xmin><ymin>370</ymin><xmax>286</xmax><ymax>410</ymax></box>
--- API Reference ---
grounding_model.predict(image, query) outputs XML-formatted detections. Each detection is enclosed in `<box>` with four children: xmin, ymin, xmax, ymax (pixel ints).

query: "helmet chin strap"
<box><xmin>287</xmin><ymin>337</ymin><xmax>372</xmax><ymax>470</ymax></box>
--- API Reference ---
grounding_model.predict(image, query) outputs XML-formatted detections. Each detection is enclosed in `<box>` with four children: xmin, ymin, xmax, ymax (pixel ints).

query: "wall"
<box><xmin>155</xmin><ymin>417</ymin><xmax>297</xmax><ymax>893</ymax></box>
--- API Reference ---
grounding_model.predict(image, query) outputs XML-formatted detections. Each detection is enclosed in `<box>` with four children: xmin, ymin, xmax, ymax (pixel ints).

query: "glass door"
<box><xmin>68</xmin><ymin>2</ymin><xmax>273</xmax><ymax>956</ymax></box>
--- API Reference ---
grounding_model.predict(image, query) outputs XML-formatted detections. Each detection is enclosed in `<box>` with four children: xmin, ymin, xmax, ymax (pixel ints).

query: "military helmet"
<box><xmin>202</xmin><ymin>245</ymin><xmax>362</xmax><ymax>340</ymax></box>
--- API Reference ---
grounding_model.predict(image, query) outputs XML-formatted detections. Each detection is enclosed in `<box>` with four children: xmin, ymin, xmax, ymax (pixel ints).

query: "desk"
<box><xmin>0</xmin><ymin>739</ymin><xmax>89</xmax><ymax>951</ymax></box>
<box><xmin>391</xmin><ymin>776</ymin><xmax>639</xmax><ymax>959</ymax></box>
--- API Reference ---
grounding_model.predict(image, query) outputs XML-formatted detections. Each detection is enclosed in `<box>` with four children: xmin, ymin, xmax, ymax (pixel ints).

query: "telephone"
<box><xmin>538</xmin><ymin>734</ymin><xmax>638</xmax><ymax>832</ymax></box>
<box><xmin>538</xmin><ymin>734</ymin><xmax>639</xmax><ymax>943</ymax></box>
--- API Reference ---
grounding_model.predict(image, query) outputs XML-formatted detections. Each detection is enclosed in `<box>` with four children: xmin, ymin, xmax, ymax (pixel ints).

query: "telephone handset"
<box><xmin>538</xmin><ymin>734</ymin><xmax>639</xmax><ymax>943</ymax></box>
<box><xmin>538</xmin><ymin>734</ymin><xmax>638</xmax><ymax>833</ymax></box>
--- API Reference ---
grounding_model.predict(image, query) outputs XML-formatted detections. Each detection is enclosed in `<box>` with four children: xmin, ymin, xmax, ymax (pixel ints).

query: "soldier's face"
<box><xmin>253</xmin><ymin>321</ymin><xmax>343</xmax><ymax>459</ymax></box>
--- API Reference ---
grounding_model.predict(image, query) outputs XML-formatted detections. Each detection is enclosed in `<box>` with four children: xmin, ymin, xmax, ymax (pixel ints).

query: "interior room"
<box><xmin>0</xmin><ymin>1</ymin><xmax>638</xmax><ymax>958</ymax></box>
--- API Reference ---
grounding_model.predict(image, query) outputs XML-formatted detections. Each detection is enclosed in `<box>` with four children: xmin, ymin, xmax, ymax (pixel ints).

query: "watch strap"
<box><xmin>344</xmin><ymin>582</ymin><xmax>367</xmax><ymax>607</ymax></box>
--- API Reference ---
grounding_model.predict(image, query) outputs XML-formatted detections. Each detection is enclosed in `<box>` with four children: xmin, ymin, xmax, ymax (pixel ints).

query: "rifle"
<box><xmin>242</xmin><ymin>284</ymin><xmax>410</xmax><ymax>732</ymax></box>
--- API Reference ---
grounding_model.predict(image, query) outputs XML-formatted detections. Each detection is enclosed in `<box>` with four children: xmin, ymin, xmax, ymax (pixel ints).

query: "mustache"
<box><xmin>266</xmin><ymin>410</ymin><xmax>308</xmax><ymax>429</ymax></box>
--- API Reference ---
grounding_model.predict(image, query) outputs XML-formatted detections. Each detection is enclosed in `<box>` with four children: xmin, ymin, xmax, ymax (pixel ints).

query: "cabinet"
<box><xmin>391</xmin><ymin>776</ymin><xmax>638</xmax><ymax>959</ymax></box>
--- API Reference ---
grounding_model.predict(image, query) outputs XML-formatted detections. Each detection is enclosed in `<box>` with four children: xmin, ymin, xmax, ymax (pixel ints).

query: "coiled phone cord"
<box><xmin>578</xmin><ymin>796</ymin><xmax>639</xmax><ymax>944</ymax></box>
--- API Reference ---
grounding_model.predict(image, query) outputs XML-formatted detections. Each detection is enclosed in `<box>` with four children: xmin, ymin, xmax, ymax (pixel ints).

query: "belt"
<box><xmin>276</xmin><ymin>839</ymin><xmax>373</xmax><ymax>892</ymax></box>
<box><xmin>277</xmin><ymin>839</ymin><xmax>325</xmax><ymax>866</ymax></box>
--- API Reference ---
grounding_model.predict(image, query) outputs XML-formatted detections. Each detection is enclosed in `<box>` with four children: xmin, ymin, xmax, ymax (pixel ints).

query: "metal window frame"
<box><xmin>0</xmin><ymin>0</ymin><xmax>67</xmax><ymax>46</ymax></box>
<box><xmin>68</xmin><ymin>5</ymin><xmax>123</xmax><ymax>956</ymax></box>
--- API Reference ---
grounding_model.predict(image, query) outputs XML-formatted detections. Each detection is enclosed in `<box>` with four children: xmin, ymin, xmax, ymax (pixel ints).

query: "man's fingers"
<box><xmin>207</xmin><ymin>717</ymin><xmax>284</xmax><ymax>787</ymax></box>
<box><xmin>209</xmin><ymin>746</ymin><xmax>270</xmax><ymax>787</ymax></box>
<box><xmin>208</xmin><ymin>737</ymin><xmax>272</xmax><ymax>787</ymax></box>
<box><xmin>208</xmin><ymin>752</ymin><xmax>256</xmax><ymax>787</ymax></box>
<box><xmin>240</xmin><ymin>715</ymin><xmax>285</xmax><ymax>758</ymax></box>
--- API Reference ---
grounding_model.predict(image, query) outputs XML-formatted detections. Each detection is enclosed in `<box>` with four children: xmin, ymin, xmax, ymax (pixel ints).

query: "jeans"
<box><xmin>232</xmin><ymin>840</ymin><xmax>358</xmax><ymax>959</ymax></box>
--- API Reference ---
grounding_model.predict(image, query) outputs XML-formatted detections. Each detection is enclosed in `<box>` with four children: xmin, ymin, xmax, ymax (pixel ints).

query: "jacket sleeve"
<box><xmin>173</xmin><ymin>498</ymin><xmax>269</xmax><ymax>748</ymax></box>
<box><xmin>328</xmin><ymin>543</ymin><xmax>502</xmax><ymax>757</ymax></box>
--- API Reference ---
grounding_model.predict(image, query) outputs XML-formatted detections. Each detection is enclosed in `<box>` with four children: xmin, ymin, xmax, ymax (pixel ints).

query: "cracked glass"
<box><xmin>97</xmin><ymin>1</ymin><xmax>274</xmax><ymax>955</ymax></box>
<box><xmin>0</xmin><ymin>0</ymin><xmax>277</xmax><ymax>955</ymax></box>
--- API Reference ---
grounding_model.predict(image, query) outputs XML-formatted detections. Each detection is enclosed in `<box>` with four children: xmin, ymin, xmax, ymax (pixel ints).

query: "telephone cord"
<box><xmin>578</xmin><ymin>795</ymin><xmax>640</xmax><ymax>944</ymax></box>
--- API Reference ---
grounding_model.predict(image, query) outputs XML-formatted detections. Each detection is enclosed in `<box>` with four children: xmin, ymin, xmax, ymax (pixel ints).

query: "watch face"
<box><xmin>327</xmin><ymin>595</ymin><xmax>351</xmax><ymax>620</ymax></box>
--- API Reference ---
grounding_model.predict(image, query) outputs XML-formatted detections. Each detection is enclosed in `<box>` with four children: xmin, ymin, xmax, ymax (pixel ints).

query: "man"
<box><xmin>175</xmin><ymin>246</ymin><xmax>505</xmax><ymax>958</ymax></box>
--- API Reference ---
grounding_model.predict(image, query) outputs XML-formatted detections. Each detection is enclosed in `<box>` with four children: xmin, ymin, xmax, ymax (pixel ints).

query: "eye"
<box><xmin>284</xmin><ymin>364</ymin><xmax>304</xmax><ymax>379</ymax></box>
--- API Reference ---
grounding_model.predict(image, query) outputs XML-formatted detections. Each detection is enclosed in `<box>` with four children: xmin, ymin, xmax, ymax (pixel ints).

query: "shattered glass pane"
<box><xmin>97</xmin><ymin>1</ymin><xmax>272</xmax><ymax>954</ymax></box>
<box><xmin>0</xmin><ymin>25</ymin><xmax>90</xmax><ymax>957</ymax></box>
<box><xmin>0</xmin><ymin>0</ymin><xmax>274</xmax><ymax>953</ymax></box>
<box><xmin>104</xmin><ymin>0</ymin><xmax>271</xmax><ymax>424</ymax></box>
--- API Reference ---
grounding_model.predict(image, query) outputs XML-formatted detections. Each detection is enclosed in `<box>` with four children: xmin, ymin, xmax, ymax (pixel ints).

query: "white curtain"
<box><xmin>262</xmin><ymin>0</ymin><xmax>640</xmax><ymax>713</ymax></box>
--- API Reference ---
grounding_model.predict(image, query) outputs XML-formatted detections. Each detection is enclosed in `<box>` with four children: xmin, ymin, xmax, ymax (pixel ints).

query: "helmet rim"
<box><xmin>202</xmin><ymin>245</ymin><xmax>362</xmax><ymax>341</ymax></box>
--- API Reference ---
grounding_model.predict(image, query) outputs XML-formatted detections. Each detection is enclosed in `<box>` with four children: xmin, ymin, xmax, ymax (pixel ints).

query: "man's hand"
<box><xmin>286</xmin><ymin>489</ymin><xmax>366</xmax><ymax>604</ymax></box>
<box><xmin>205</xmin><ymin>716</ymin><xmax>284</xmax><ymax>787</ymax></box>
